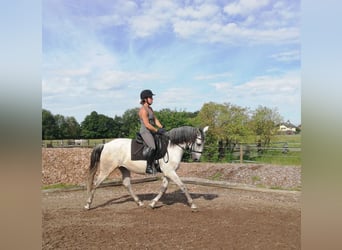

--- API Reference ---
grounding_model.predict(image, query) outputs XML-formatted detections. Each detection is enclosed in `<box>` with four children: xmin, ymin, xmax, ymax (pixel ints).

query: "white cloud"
<box><xmin>42</xmin><ymin>79</ymin><xmax>66</xmax><ymax>96</ymax></box>
<box><xmin>211</xmin><ymin>82</ymin><xmax>234</xmax><ymax>90</ymax></box>
<box><xmin>129</xmin><ymin>0</ymin><xmax>177</xmax><ymax>38</ymax></box>
<box><xmin>130</xmin><ymin>15</ymin><xmax>165</xmax><ymax>38</ymax></box>
<box><xmin>239</xmin><ymin>72</ymin><xmax>299</xmax><ymax>95</ymax></box>
<box><xmin>172</xmin><ymin>19</ymin><xmax>210</xmax><ymax>38</ymax></box>
<box><xmin>270</xmin><ymin>50</ymin><xmax>300</xmax><ymax>62</ymax></box>
<box><xmin>195</xmin><ymin>72</ymin><xmax>233</xmax><ymax>80</ymax></box>
<box><xmin>54</xmin><ymin>68</ymin><xmax>91</xmax><ymax>77</ymax></box>
<box><xmin>42</xmin><ymin>76</ymin><xmax>85</xmax><ymax>97</ymax></box>
<box><xmin>211</xmin><ymin>71</ymin><xmax>300</xmax><ymax>105</ymax></box>
<box><xmin>42</xmin><ymin>0</ymin><xmax>301</xmax><ymax>123</ymax></box>
<box><xmin>60</xmin><ymin>0</ymin><xmax>299</xmax><ymax>46</ymax></box>
<box><xmin>176</xmin><ymin>4</ymin><xmax>220</xmax><ymax>19</ymax></box>
<box><xmin>94</xmin><ymin>71</ymin><xmax>160</xmax><ymax>90</ymax></box>
<box><xmin>172</xmin><ymin>1</ymin><xmax>299</xmax><ymax>45</ymax></box>
<box><xmin>156</xmin><ymin>87</ymin><xmax>199</xmax><ymax>110</ymax></box>
<box><xmin>44</xmin><ymin>0</ymin><xmax>300</xmax><ymax>46</ymax></box>
<box><xmin>224</xmin><ymin>0</ymin><xmax>270</xmax><ymax>16</ymax></box>
<box><xmin>207</xmin><ymin>70</ymin><xmax>301</xmax><ymax>124</ymax></box>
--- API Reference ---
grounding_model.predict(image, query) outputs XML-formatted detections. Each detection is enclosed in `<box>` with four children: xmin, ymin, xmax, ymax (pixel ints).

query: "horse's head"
<box><xmin>191</xmin><ymin>126</ymin><xmax>209</xmax><ymax>162</ymax></box>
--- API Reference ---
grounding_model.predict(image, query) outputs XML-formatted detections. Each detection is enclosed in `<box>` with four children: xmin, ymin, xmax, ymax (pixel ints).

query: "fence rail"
<box><xmin>201</xmin><ymin>143</ymin><xmax>301</xmax><ymax>164</ymax></box>
<box><xmin>42</xmin><ymin>139</ymin><xmax>301</xmax><ymax>165</ymax></box>
<box><xmin>42</xmin><ymin>139</ymin><xmax>112</xmax><ymax>148</ymax></box>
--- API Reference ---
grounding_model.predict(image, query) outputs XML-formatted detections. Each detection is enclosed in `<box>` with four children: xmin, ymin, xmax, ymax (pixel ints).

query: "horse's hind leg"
<box><xmin>165</xmin><ymin>171</ymin><xmax>198</xmax><ymax>211</ymax></box>
<box><xmin>85</xmin><ymin>166</ymin><xmax>112</xmax><ymax>210</ymax></box>
<box><xmin>119</xmin><ymin>167</ymin><xmax>144</xmax><ymax>207</ymax></box>
<box><xmin>149</xmin><ymin>176</ymin><xmax>169</xmax><ymax>208</ymax></box>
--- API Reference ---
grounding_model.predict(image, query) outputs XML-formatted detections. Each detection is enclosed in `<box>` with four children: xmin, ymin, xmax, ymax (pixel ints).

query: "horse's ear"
<box><xmin>203</xmin><ymin>126</ymin><xmax>209</xmax><ymax>133</ymax></box>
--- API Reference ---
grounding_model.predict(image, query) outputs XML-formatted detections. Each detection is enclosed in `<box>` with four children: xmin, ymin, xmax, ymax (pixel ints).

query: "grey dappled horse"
<box><xmin>85</xmin><ymin>126</ymin><xmax>209</xmax><ymax>211</ymax></box>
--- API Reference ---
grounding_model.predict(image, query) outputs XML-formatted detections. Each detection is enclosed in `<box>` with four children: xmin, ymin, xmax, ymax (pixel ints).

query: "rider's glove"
<box><xmin>157</xmin><ymin>128</ymin><xmax>166</xmax><ymax>134</ymax></box>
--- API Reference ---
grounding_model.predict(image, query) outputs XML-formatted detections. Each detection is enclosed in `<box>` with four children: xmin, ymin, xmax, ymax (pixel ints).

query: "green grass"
<box><xmin>273</xmin><ymin>134</ymin><xmax>301</xmax><ymax>142</ymax></box>
<box><xmin>251</xmin><ymin>175</ymin><xmax>261</xmax><ymax>182</ymax></box>
<box><xmin>256</xmin><ymin>184</ymin><xmax>267</xmax><ymax>189</ymax></box>
<box><xmin>209</xmin><ymin>172</ymin><xmax>223</xmax><ymax>181</ymax></box>
<box><xmin>269</xmin><ymin>186</ymin><xmax>302</xmax><ymax>191</ymax></box>
<box><xmin>270</xmin><ymin>134</ymin><xmax>301</xmax><ymax>147</ymax></box>
<box><xmin>255</xmin><ymin>134</ymin><xmax>301</xmax><ymax>165</ymax></box>
<box><xmin>42</xmin><ymin>183</ymin><xmax>81</xmax><ymax>190</ymax></box>
<box><xmin>253</xmin><ymin>151</ymin><xmax>301</xmax><ymax>166</ymax></box>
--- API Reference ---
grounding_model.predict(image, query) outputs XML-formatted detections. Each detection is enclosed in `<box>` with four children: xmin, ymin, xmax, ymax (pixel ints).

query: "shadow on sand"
<box><xmin>90</xmin><ymin>190</ymin><xmax>218</xmax><ymax>210</ymax></box>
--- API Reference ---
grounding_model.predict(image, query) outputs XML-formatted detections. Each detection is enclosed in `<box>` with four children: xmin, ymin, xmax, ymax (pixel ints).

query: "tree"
<box><xmin>81</xmin><ymin>111</ymin><xmax>116</xmax><ymax>138</ymax></box>
<box><xmin>197</xmin><ymin>102</ymin><xmax>252</xmax><ymax>161</ymax></box>
<box><xmin>155</xmin><ymin>108</ymin><xmax>197</xmax><ymax>130</ymax></box>
<box><xmin>42</xmin><ymin>110</ymin><xmax>80</xmax><ymax>139</ymax></box>
<box><xmin>64</xmin><ymin>116</ymin><xmax>81</xmax><ymax>139</ymax></box>
<box><xmin>54</xmin><ymin>114</ymin><xmax>66</xmax><ymax>139</ymax></box>
<box><xmin>120</xmin><ymin>108</ymin><xmax>140</xmax><ymax>138</ymax></box>
<box><xmin>112</xmin><ymin>115</ymin><xmax>125</xmax><ymax>138</ymax></box>
<box><xmin>198</xmin><ymin>102</ymin><xmax>251</xmax><ymax>141</ymax></box>
<box><xmin>250</xmin><ymin>106</ymin><xmax>283</xmax><ymax>147</ymax></box>
<box><xmin>42</xmin><ymin>109</ymin><xmax>58</xmax><ymax>140</ymax></box>
<box><xmin>53</xmin><ymin>114</ymin><xmax>81</xmax><ymax>139</ymax></box>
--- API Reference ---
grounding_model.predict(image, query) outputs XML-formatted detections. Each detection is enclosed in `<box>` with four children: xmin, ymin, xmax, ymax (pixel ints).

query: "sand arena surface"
<box><xmin>42</xmin><ymin>148</ymin><xmax>301</xmax><ymax>249</ymax></box>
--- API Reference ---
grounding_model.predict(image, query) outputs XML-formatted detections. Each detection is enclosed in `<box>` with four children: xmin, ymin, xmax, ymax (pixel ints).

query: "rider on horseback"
<box><xmin>138</xmin><ymin>89</ymin><xmax>166</xmax><ymax>174</ymax></box>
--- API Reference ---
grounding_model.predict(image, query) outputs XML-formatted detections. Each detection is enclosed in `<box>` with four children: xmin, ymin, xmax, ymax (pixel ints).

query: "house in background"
<box><xmin>278</xmin><ymin>120</ymin><xmax>300</xmax><ymax>134</ymax></box>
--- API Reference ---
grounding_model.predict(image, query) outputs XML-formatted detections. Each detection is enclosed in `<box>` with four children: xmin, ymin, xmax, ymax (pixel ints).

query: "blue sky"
<box><xmin>42</xmin><ymin>0</ymin><xmax>300</xmax><ymax>125</ymax></box>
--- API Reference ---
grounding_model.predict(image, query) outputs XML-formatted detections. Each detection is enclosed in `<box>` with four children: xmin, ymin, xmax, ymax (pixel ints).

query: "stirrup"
<box><xmin>146</xmin><ymin>164</ymin><xmax>156</xmax><ymax>174</ymax></box>
<box><xmin>154</xmin><ymin>160</ymin><xmax>162</xmax><ymax>173</ymax></box>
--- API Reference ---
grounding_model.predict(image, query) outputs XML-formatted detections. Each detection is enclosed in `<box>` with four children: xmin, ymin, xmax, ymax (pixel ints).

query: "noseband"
<box><xmin>190</xmin><ymin>143</ymin><xmax>203</xmax><ymax>154</ymax></box>
<box><xmin>176</xmin><ymin>136</ymin><xmax>204</xmax><ymax>154</ymax></box>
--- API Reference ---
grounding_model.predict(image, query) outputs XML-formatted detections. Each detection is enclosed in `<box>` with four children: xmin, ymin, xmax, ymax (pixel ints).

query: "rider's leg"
<box><xmin>142</xmin><ymin>146</ymin><xmax>156</xmax><ymax>174</ymax></box>
<box><xmin>141</xmin><ymin>132</ymin><xmax>157</xmax><ymax>174</ymax></box>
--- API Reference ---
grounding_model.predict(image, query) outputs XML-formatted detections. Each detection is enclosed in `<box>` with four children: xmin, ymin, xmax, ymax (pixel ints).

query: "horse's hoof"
<box><xmin>149</xmin><ymin>201</ymin><xmax>156</xmax><ymax>209</ymax></box>
<box><xmin>191</xmin><ymin>204</ymin><xmax>198</xmax><ymax>212</ymax></box>
<box><xmin>138</xmin><ymin>201</ymin><xmax>144</xmax><ymax>207</ymax></box>
<box><xmin>84</xmin><ymin>204</ymin><xmax>90</xmax><ymax>210</ymax></box>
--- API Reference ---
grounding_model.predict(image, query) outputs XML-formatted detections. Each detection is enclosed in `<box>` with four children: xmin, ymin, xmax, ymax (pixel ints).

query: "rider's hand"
<box><xmin>157</xmin><ymin>128</ymin><xmax>166</xmax><ymax>134</ymax></box>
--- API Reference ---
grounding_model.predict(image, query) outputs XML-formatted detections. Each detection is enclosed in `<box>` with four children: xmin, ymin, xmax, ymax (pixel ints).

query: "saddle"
<box><xmin>131</xmin><ymin>133</ymin><xmax>169</xmax><ymax>161</ymax></box>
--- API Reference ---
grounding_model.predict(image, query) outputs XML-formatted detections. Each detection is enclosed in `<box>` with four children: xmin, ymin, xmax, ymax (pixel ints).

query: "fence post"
<box><xmin>240</xmin><ymin>144</ymin><xmax>243</xmax><ymax>163</ymax></box>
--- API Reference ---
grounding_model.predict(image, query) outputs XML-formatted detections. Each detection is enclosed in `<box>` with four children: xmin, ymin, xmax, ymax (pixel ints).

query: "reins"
<box><xmin>162</xmin><ymin>127</ymin><xmax>205</xmax><ymax>163</ymax></box>
<box><xmin>162</xmin><ymin>150</ymin><xmax>169</xmax><ymax>163</ymax></box>
<box><xmin>174</xmin><ymin>136</ymin><xmax>204</xmax><ymax>154</ymax></box>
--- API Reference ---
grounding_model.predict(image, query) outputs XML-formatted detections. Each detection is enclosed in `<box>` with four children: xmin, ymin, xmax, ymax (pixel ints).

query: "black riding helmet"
<box><xmin>140</xmin><ymin>89</ymin><xmax>155</xmax><ymax>100</ymax></box>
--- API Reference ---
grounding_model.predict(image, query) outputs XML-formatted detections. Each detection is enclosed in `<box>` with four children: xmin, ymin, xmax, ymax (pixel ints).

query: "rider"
<box><xmin>138</xmin><ymin>89</ymin><xmax>165</xmax><ymax>174</ymax></box>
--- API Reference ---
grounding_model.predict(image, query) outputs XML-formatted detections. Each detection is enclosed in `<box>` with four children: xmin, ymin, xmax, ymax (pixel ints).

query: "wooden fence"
<box><xmin>42</xmin><ymin>139</ymin><xmax>301</xmax><ymax>164</ymax></box>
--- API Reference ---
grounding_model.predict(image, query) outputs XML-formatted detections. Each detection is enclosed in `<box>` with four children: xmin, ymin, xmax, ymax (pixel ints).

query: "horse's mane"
<box><xmin>166</xmin><ymin>126</ymin><xmax>202</xmax><ymax>145</ymax></box>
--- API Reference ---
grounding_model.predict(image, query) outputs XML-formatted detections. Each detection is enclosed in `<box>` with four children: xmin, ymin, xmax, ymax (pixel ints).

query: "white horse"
<box><xmin>85</xmin><ymin>126</ymin><xmax>209</xmax><ymax>211</ymax></box>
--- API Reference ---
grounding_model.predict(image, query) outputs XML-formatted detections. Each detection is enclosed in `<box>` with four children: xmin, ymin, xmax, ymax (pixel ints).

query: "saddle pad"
<box><xmin>131</xmin><ymin>139</ymin><xmax>145</xmax><ymax>161</ymax></box>
<box><xmin>131</xmin><ymin>134</ymin><xmax>169</xmax><ymax>161</ymax></box>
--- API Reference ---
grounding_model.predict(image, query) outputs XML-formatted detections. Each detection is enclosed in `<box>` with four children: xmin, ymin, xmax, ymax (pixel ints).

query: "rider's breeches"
<box><xmin>140</xmin><ymin>131</ymin><xmax>156</xmax><ymax>149</ymax></box>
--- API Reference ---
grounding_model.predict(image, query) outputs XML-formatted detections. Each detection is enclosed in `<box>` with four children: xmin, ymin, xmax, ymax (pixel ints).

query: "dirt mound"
<box><xmin>42</xmin><ymin>148</ymin><xmax>301</xmax><ymax>190</ymax></box>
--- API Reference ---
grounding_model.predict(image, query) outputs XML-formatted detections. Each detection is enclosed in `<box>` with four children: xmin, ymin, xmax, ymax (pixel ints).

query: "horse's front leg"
<box><xmin>165</xmin><ymin>171</ymin><xmax>198</xmax><ymax>211</ymax></box>
<box><xmin>150</xmin><ymin>176</ymin><xmax>169</xmax><ymax>208</ymax></box>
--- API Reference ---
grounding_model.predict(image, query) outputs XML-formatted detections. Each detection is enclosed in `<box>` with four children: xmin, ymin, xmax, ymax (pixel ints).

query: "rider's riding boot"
<box><xmin>146</xmin><ymin>159</ymin><xmax>156</xmax><ymax>174</ymax></box>
<box><xmin>154</xmin><ymin>160</ymin><xmax>162</xmax><ymax>173</ymax></box>
<box><xmin>143</xmin><ymin>147</ymin><xmax>156</xmax><ymax>174</ymax></box>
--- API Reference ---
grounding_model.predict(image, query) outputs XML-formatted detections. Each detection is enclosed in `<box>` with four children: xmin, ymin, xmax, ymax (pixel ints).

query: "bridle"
<box><xmin>176</xmin><ymin>136</ymin><xmax>204</xmax><ymax>154</ymax></box>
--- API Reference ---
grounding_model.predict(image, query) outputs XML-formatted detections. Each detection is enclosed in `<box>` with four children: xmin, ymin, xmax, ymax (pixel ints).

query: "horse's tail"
<box><xmin>87</xmin><ymin>144</ymin><xmax>104</xmax><ymax>193</ymax></box>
